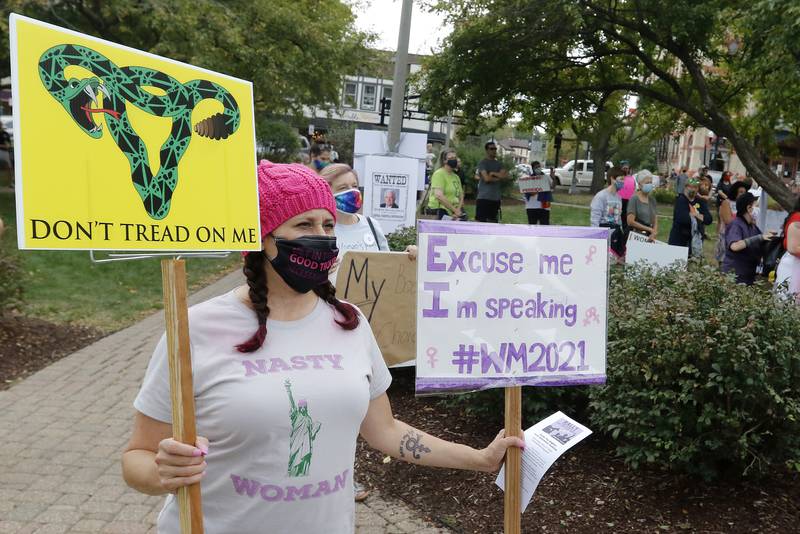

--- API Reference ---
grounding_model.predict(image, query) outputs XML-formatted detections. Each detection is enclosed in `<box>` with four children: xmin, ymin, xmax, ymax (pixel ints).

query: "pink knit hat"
<box><xmin>255</xmin><ymin>160</ymin><xmax>337</xmax><ymax>239</ymax></box>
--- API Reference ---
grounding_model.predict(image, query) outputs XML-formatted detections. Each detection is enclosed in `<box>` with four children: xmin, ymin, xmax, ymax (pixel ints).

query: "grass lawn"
<box><xmin>1</xmin><ymin>170</ymin><xmax>240</xmax><ymax>332</ymax></box>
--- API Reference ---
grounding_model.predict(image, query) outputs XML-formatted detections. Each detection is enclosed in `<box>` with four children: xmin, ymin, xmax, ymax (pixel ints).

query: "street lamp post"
<box><xmin>387</xmin><ymin>0</ymin><xmax>413</xmax><ymax>152</ymax></box>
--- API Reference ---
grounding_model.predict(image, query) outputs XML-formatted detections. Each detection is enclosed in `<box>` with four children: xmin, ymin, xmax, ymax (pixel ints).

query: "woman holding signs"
<box><xmin>122</xmin><ymin>161</ymin><xmax>523</xmax><ymax>533</ymax></box>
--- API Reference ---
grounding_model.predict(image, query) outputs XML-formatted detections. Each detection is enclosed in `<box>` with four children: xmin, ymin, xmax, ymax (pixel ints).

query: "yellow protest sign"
<box><xmin>9</xmin><ymin>14</ymin><xmax>260</xmax><ymax>251</ymax></box>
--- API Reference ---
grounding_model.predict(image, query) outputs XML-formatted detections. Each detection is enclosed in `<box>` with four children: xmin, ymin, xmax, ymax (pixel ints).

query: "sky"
<box><xmin>353</xmin><ymin>0</ymin><xmax>452</xmax><ymax>55</ymax></box>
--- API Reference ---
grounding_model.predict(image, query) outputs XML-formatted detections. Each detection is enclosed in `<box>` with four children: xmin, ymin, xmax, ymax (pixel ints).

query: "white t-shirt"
<box><xmin>330</xmin><ymin>215</ymin><xmax>390</xmax><ymax>284</ymax></box>
<box><xmin>134</xmin><ymin>291</ymin><xmax>392</xmax><ymax>534</ymax></box>
<box><xmin>524</xmin><ymin>194</ymin><xmax>549</xmax><ymax>210</ymax></box>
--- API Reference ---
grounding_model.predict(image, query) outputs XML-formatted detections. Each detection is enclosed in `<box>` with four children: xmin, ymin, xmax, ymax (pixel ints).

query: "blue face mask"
<box><xmin>334</xmin><ymin>188</ymin><xmax>363</xmax><ymax>214</ymax></box>
<box><xmin>641</xmin><ymin>183</ymin><xmax>655</xmax><ymax>194</ymax></box>
<box><xmin>614</xmin><ymin>180</ymin><xmax>624</xmax><ymax>191</ymax></box>
<box><xmin>313</xmin><ymin>159</ymin><xmax>329</xmax><ymax>171</ymax></box>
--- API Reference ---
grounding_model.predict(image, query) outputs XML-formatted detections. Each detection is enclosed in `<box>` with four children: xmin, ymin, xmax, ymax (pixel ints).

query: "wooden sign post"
<box><xmin>10</xmin><ymin>14</ymin><xmax>261</xmax><ymax>534</ymax></box>
<box><xmin>504</xmin><ymin>387</ymin><xmax>523</xmax><ymax>534</ymax></box>
<box><xmin>162</xmin><ymin>259</ymin><xmax>203</xmax><ymax>534</ymax></box>
<box><xmin>415</xmin><ymin>220</ymin><xmax>610</xmax><ymax>533</ymax></box>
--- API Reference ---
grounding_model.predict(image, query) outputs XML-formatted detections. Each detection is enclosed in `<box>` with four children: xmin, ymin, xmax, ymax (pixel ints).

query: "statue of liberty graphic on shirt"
<box><xmin>285</xmin><ymin>379</ymin><xmax>322</xmax><ymax>477</ymax></box>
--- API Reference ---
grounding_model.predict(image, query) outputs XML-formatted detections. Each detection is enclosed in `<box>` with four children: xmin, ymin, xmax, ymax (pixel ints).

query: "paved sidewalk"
<box><xmin>0</xmin><ymin>271</ymin><xmax>449</xmax><ymax>533</ymax></box>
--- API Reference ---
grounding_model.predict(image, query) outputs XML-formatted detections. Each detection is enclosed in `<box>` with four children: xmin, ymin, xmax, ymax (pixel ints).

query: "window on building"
<box><xmin>361</xmin><ymin>84</ymin><xmax>377</xmax><ymax>110</ymax></box>
<box><xmin>342</xmin><ymin>82</ymin><xmax>357</xmax><ymax>108</ymax></box>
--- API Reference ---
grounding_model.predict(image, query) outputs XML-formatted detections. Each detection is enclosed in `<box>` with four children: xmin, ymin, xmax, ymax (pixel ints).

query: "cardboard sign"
<box><xmin>626</xmin><ymin>232</ymin><xmax>688</xmax><ymax>268</ymax></box>
<box><xmin>416</xmin><ymin>221</ymin><xmax>609</xmax><ymax>394</ymax></box>
<box><xmin>10</xmin><ymin>14</ymin><xmax>259</xmax><ymax>251</ymax></box>
<box><xmin>362</xmin><ymin>155</ymin><xmax>418</xmax><ymax>234</ymax></box>
<box><xmin>335</xmin><ymin>251</ymin><xmax>416</xmax><ymax>366</ymax></box>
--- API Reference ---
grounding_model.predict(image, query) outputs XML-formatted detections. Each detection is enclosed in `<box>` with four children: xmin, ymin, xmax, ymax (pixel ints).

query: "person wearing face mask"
<box><xmin>308</xmin><ymin>143</ymin><xmax>332</xmax><ymax>173</ymax></box>
<box><xmin>428</xmin><ymin>149</ymin><xmax>465</xmax><ymax>220</ymax></box>
<box><xmin>320</xmin><ymin>163</ymin><xmax>389</xmax><ymax>265</ymax></box>
<box><xmin>320</xmin><ymin>163</ymin><xmax>417</xmax><ymax>283</ymax></box>
<box><xmin>626</xmin><ymin>174</ymin><xmax>659</xmax><ymax>241</ymax></box>
<box><xmin>715</xmin><ymin>181</ymin><xmax>749</xmax><ymax>264</ymax></box>
<box><xmin>590</xmin><ymin>168</ymin><xmax>626</xmax><ymax>257</ymax></box>
<box><xmin>722</xmin><ymin>192</ymin><xmax>777</xmax><ymax>285</ymax></box>
<box><xmin>668</xmin><ymin>178</ymin><xmax>713</xmax><ymax>257</ymax></box>
<box><xmin>122</xmin><ymin>162</ymin><xmax>524</xmax><ymax>534</ymax></box>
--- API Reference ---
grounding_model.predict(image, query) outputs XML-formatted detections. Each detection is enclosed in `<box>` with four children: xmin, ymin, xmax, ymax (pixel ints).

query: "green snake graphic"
<box><xmin>38</xmin><ymin>44</ymin><xmax>240</xmax><ymax>220</ymax></box>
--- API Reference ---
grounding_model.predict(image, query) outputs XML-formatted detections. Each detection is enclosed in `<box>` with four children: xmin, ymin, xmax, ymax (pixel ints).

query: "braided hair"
<box><xmin>235</xmin><ymin>253</ymin><xmax>359</xmax><ymax>353</ymax></box>
<box><xmin>236</xmin><ymin>251</ymin><xmax>270</xmax><ymax>353</ymax></box>
<box><xmin>313</xmin><ymin>281</ymin><xmax>359</xmax><ymax>330</ymax></box>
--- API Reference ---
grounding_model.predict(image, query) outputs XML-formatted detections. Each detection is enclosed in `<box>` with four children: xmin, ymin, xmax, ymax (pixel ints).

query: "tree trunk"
<box><xmin>590</xmin><ymin>130</ymin><xmax>613</xmax><ymax>194</ymax></box>
<box><xmin>719</xmin><ymin>126</ymin><xmax>795</xmax><ymax>211</ymax></box>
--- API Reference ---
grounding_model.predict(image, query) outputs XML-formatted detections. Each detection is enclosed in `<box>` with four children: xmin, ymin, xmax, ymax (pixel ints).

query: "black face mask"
<box><xmin>446</xmin><ymin>158</ymin><xmax>458</xmax><ymax>168</ymax></box>
<box><xmin>269</xmin><ymin>235</ymin><xmax>339</xmax><ymax>294</ymax></box>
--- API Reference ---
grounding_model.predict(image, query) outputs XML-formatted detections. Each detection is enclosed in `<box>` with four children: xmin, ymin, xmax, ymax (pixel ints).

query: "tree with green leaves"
<box><xmin>420</xmin><ymin>0</ymin><xmax>799</xmax><ymax>209</ymax></box>
<box><xmin>2</xmin><ymin>0</ymin><xmax>375</xmax><ymax>114</ymax></box>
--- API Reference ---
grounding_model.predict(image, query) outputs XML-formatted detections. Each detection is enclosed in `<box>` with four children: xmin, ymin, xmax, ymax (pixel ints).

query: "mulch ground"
<box><xmin>0</xmin><ymin>314</ymin><xmax>103</xmax><ymax>390</ymax></box>
<box><xmin>356</xmin><ymin>367</ymin><xmax>800</xmax><ymax>534</ymax></box>
<box><xmin>2</xmin><ymin>316</ymin><xmax>797</xmax><ymax>533</ymax></box>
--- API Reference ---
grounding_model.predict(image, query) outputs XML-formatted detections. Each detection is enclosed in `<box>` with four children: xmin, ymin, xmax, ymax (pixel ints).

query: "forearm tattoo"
<box><xmin>399</xmin><ymin>431</ymin><xmax>431</xmax><ymax>460</ymax></box>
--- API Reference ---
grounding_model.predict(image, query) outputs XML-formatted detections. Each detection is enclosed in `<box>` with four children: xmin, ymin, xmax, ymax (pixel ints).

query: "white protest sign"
<box><xmin>626</xmin><ymin>232</ymin><xmax>688</xmax><ymax>269</ymax></box>
<box><xmin>363</xmin><ymin>155</ymin><xmax>418</xmax><ymax>234</ymax></box>
<box><xmin>518</xmin><ymin>173</ymin><xmax>551</xmax><ymax>195</ymax></box>
<box><xmin>353</xmin><ymin>129</ymin><xmax>427</xmax><ymax>191</ymax></box>
<box><xmin>496</xmin><ymin>411</ymin><xmax>592</xmax><ymax>513</ymax></box>
<box><xmin>415</xmin><ymin>221</ymin><xmax>609</xmax><ymax>394</ymax></box>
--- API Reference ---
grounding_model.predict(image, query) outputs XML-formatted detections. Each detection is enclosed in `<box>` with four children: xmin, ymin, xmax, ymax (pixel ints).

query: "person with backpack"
<box><xmin>774</xmin><ymin>197</ymin><xmax>800</xmax><ymax>301</ymax></box>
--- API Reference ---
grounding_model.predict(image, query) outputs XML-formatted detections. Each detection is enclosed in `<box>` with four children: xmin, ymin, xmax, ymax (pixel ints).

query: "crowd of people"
<box><xmin>582</xmin><ymin>161</ymin><xmax>800</xmax><ymax>296</ymax></box>
<box><xmin>415</xmin><ymin>137</ymin><xmax>800</xmax><ymax>297</ymax></box>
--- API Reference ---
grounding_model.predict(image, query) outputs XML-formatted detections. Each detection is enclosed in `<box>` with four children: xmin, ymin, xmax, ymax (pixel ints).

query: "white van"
<box><xmin>554</xmin><ymin>160</ymin><xmax>613</xmax><ymax>187</ymax></box>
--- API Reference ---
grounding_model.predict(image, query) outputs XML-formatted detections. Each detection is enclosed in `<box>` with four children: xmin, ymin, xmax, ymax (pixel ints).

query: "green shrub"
<box><xmin>652</xmin><ymin>187</ymin><xmax>676</xmax><ymax>205</ymax></box>
<box><xmin>442</xmin><ymin>386</ymin><xmax>590</xmax><ymax>425</ymax></box>
<box><xmin>386</xmin><ymin>225</ymin><xmax>418</xmax><ymax>252</ymax></box>
<box><xmin>590</xmin><ymin>263</ymin><xmax>800</xmax><ymax>479</ymax></box>
<box><xmin>0</xmin><ymin>250</ymin><xmax>23</xmax><ymax>312</ymax></box>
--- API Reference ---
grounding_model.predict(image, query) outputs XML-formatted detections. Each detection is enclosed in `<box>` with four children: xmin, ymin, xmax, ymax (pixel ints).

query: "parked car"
<box><xmin>297</xmin><ymin>135</ymin><xmax>310</xmax><ymax>155</ymax></box>
<box><xmin>554</xmin><ymin>160</ymin><xmax>613</xmax><ymax>187</ymax></box>
<box><xmin>256</xmin><ymin>134</ymin><xmax>310</xmax><ymax>159</ymax></box>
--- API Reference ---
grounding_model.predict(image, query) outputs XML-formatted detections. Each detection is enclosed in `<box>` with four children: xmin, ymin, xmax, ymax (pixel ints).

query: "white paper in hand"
<box><xmin>495</xmin><ymin>411</ymin><xmax>592</xmax><ymax>514</ymax></box>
